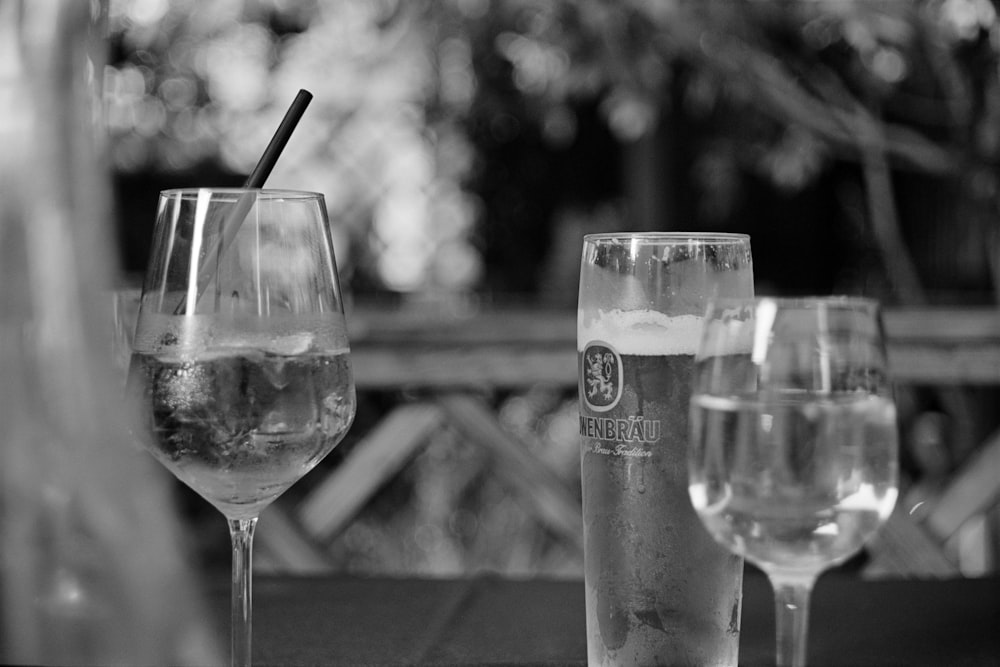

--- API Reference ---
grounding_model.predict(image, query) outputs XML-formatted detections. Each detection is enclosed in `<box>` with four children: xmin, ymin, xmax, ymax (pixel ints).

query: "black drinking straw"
<box><xmin>244</xmin><ymin>89</ymin><xmax>312</xmax><ymax>188</ymax></box>
<box><xmin>175</xmin><ymin>89</ymin><xmax>313</xmax><ymax>314</ymax></box>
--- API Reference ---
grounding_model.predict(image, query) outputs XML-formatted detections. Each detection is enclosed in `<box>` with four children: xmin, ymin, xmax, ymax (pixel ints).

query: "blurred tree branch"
<box><xmin>482</xmin><ymin>0</ymin><xmax>999</xmax><ymax>301</ymax></box>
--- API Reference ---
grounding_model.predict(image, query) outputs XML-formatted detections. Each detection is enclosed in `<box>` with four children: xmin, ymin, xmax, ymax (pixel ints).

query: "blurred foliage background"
<box><xmin>108</xmin><ymin>0</ymin><xmax>1000</xmax><ymax>304</ymax></box>
<box><xmin>107</xmin><ymin>0</ymin><xmax>1000</xmax><ymax>577</ymax></box>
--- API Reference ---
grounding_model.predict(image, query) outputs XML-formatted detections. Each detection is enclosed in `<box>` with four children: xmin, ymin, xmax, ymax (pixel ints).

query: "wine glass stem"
<box><xmin>229</xmin><ymin>517</ymin><xmax>258</xmax><ymax>667</ymax></box>
<box><xmin>771</xmin><ymin>575</ymin><xmax>816</xmax><ymax>667</ymax></box>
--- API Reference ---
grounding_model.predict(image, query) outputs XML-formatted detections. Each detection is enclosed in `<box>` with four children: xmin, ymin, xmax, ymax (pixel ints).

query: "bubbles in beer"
<box><xmin>577</xmin><ymin>306</ymin><xmax>743</xmax><ymax>666</ymax></box>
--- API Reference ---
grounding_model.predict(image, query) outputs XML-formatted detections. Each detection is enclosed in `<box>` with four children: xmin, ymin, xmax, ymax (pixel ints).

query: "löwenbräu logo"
<box><xmin>579</xmin><ymin>340</ymin><xmax>663</xmax><ymax>458</ymax></box>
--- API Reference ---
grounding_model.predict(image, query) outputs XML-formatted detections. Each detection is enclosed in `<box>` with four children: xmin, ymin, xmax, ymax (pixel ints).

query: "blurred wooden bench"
<box><xmin>256</xmin><ymin>305</ymin><xmax>1000</xmax><ymax>577</ymax></box>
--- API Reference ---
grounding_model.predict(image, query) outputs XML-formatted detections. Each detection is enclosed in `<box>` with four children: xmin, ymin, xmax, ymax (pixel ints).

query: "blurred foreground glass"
<box><xmin>577</xmin><ymin>233</ymin><xmax>753</xmax><ymax>666</ymax></box>
<box><xmin>688</xmin><ymin>297</ymin><xmax>899</xmax><ymax>667</ymax></box>
<box><xmin>128</xmin><ymin>188</ymin><xmax>357</xmax><ymax>667</ymax></box>
<box><xmin>0</xmin><ymin>1</ymin><xmax>219</xmax><ymax>664</ymax></box>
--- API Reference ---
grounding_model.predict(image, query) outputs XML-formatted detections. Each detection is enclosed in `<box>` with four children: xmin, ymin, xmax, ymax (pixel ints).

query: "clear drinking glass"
<box><xmin>688</xmin><ymin>296</ymin><xmax>899</xmax><ymax>667</ymax></box>
<box><xmin>578</xmin><ymin>233</ymin><xmax>753</xmax><ymax>666</ymax></box>
<box><xmin>127</xmin><ymin>188</ymin><xmax>357</xmax><ymax>667</ymax></box>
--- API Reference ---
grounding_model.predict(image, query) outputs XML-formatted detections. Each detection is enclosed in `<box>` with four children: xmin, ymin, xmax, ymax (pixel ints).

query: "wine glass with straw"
<box><xmin>687</xmin><ymin>296</ymin><xmax>899</xmax><ymax>667</ymax></box>
<box><xmin>128</xmin><ymin>91</ymin><xmax>357</xmax><ymax>667</ymax></box>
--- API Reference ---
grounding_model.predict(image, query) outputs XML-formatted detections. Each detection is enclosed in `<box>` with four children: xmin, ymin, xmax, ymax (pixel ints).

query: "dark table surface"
<box><xmin>208</xmin><ymin>570</ymin><xmax>1000</xmax><ymax>666</ymax></box>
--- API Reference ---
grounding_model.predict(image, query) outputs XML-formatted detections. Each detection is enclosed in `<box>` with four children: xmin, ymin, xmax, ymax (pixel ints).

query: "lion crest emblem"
<box><xmin>582</xmin><ymin>341</ymin><xmax>622</xmax><ymax>412</ymax></box>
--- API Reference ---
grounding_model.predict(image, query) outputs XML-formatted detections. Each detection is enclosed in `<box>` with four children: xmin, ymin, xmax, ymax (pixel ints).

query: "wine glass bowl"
<box><xmin>128</xmin><ymin>188</ymin><xmax>356</xmax><ymax>666</ymax></box>
<box><xmin>688</xmin><ymin>296</ymin><xmax>898</xmax><ymax>666</ymax></box>
<box><xmin>132</xmin><ymin>326</ymin><xmax>354</xmax><ymax>520</ymax></box>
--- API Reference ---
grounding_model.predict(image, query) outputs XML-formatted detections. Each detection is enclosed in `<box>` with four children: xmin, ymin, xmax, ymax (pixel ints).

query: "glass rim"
<box><xmin>583</xmin><ymin>231</ymin><xmax>750</xmax><ymax>244</ymax></box>
<box><xmin>159</xmin><ymin>187</ymin><xmax>325</xmax><ymax>201</ymax></box>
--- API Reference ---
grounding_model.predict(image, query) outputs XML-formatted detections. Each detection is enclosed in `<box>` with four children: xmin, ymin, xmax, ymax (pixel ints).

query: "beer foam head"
<box><xmin>578</xmin><ymin>309</ymin><xmax>703</xmax><ymax>355</ymax></box>
<box><xmin>700</xmin><ymin>310</ymin><xmax>755</xmax><ymax>358</ymax></box>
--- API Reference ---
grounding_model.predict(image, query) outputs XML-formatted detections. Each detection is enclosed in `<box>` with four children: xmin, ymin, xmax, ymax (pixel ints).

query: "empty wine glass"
<box><xmin>128</xmin><ymin>188</ymin><xmax>356</xmax><ymax>667</ymax></box>
<box><xmin>688</xmin><ymin>296</ymin><xmax>899</xmax><ymax>667</ymax></box>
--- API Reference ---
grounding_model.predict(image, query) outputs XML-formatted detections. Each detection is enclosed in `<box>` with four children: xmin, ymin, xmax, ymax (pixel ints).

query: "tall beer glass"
<box><xmin>577</xmin><ymin>233</ymin><xmax>753</xmax><ymax>666</ymax></box>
